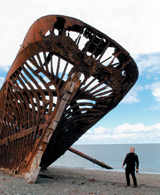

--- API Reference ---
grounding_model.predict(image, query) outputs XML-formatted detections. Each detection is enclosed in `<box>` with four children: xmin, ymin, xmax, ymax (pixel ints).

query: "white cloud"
<box><xmin>121</xmin><ymin>85</ymin><xmax>143</xmax><ymax>104</ymax></box>
<box><xmin>153</xmin><ymin>89</ymin><xmax>160</xmax><ymax>102</ymax></box>
<box><xmin>115</xmin><ymin>123</ymin><xmax>145</xmax><ymax>133</ymax></box>
<box><xmin>115</xmin><ymin>123</ymin><xmax>160</xmax><ymax>134</ymax></box>
<box><xmin>120</xmin><ymin>52</ymin><xmax>160</xmax><ymax>107</ymax></box>
<box><xmin>145</xmin><ymin>81</ymin><xmax>160</xmax><ymax>103</ymax></box>
<box><xmin>80</xmin><ymin>127</ymin><xmax>111</xmax><ymax>142</ymax></box>
<box><xmin>0</xmin><ymin>64</ymin><xmax>10</xmax><ymax>72</ymax></box>
<box><xmin>121</xmin><ymin>94</ymin><xmax>139</xmax><ymax>104</ymax></box>
<box><xmin>76</xmin><ymin>123</ymin><xmax>160</xmax><ymax>144</ymax></box>
<box><xmin>134</xmin><ymin>53</ymin><xmax>160</xmax><ymax>76</ymax></box>
<box><xmin>0</xmin><ymin>77</ymin><xmax>5</xmax><ymax>88</ymax></box>
<box><xmin>93</xmin><ymin>127</ymin><xmax>111</xmax><ymax>134</ymax></box>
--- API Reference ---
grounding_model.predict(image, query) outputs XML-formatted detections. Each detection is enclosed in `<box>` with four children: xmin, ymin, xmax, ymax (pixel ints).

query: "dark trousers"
<box><xmin>125</xmin><ymin>168</ymin><xmax>137</xmax><ymax>186</ymax></box>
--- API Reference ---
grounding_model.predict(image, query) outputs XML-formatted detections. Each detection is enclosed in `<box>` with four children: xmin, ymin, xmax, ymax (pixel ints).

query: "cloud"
<box><xmin>153</xmin><ymin>89</ymin><xmax>160</xmax><ymax>102</ymax></box>
<box><xmin>122</xmin><ymin>53</ymin><xmax>160</xmax><ymax>108</ymax></box>
<box><xmin>79</xmin><ymin>126</ymin><xmax>112</xmax><ymax>142</ymax></box>
<box><xmin>134</xmin><ymin>53</ymin><xmax>160</xmax><ymax>77</ymax></box>
<box><xmin>0</xmin><ymin>77</ymin><xmax>5</xmax><ymax>88</ymax></box>
<box><xmin>114</xmin><ymin>123</ymin><xmax>160</xmax><ymax>133</ymax></box>
<box><xmin>145</xmin><ymin>81</ymin><xmax>160</xmax><ymax>107</ymax></box>
<box><xmin>121</xmin><ymin>84</ymin><xmax>143</xmax><ymax>104</ymax></box>
<box><xmin>94</xmin><ymin>127</ymin><xmax>111</xmax><ymax>134</ymax></box>
<box><xmin>0</xmin><ymin>64</ymin><xmax>10</xmax><ymax>72</ymax></box>
<box><xmin>77</xmin><ymin>123</ymin><xmax>160</xmax><ymax>144</ymax></box>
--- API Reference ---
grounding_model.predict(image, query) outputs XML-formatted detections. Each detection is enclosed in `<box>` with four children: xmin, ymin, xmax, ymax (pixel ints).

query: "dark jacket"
<box><xmin>123</xmin><ymin>152</ymin><xmax>139</xmax><ymax>170</ymax></box>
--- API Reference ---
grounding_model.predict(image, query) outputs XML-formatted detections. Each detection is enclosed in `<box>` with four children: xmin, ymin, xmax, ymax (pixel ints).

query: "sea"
<box><xmin>50</xmin><ymin>143</ymin><xmax>160</xmax><ymax>174</ymax></box>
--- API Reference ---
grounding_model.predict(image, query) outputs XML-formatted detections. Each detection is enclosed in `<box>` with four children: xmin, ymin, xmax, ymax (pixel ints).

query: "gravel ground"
<box><xmin>0</xmin><ymin>167</ymin><xmax>160</xmax><ymax>195</ymax></box>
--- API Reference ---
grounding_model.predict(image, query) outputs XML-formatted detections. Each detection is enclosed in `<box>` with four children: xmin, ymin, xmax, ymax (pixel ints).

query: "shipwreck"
<box><xmin>0</xmin><ymin>15</ymin><xmax>138</xmax><ymax>183</ymax></box>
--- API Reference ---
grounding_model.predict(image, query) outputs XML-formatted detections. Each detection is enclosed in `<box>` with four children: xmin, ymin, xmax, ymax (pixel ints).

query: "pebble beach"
<box><xmin>1</xmin><ymin>167</ymin><xmax>160</xmax><ymax>195</ymax></box>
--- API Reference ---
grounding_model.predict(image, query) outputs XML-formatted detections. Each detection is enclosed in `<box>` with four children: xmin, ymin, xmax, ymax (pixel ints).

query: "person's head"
<box><xmin>130</xmin><ymin>147</ymin><xmax>135</xmax><ymax>153</ymax></box>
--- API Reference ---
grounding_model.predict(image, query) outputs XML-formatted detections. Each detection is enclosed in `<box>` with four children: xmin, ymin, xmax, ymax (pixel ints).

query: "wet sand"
<box><xmin>1</xmin><ymin>167</ymin><xmax>160</xmax><ymax>194</ymax></box>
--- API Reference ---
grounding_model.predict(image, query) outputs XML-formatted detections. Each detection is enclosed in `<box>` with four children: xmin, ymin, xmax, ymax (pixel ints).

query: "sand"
<box><xmin>0</xmin><ymin>167</ymin><xmax>160</xmax><ymax>195</ymax></box>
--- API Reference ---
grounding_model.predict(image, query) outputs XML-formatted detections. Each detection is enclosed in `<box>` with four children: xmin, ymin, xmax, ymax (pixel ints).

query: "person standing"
<box><xmin>122</xmin><ymin>147</ymin><xmax>139</xmax><ymax>188</ymax></box>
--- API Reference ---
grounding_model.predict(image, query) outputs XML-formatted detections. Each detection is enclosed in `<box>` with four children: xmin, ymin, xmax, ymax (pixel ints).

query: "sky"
<box><xmin>0</xmin><ymin>0</ymin><xmax>160</xmax><ymax>144</ymax></box>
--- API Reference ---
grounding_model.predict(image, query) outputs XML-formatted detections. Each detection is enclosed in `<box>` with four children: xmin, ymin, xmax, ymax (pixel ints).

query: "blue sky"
<box><xmin>0</xmin><ymin>0</ymin><xmax>160</xmax><ymax>144</ymax></box>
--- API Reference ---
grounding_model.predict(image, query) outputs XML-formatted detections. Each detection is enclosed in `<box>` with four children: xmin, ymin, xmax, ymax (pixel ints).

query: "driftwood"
<box><xmin>68</xmin><ymin>147</ymin><xmax>113</xmax><ymax>169</ymax></box>
<box><xmin>0</xmin><ymin>15</ymin><xmax>138</xmax><ymax>183</ymax></box>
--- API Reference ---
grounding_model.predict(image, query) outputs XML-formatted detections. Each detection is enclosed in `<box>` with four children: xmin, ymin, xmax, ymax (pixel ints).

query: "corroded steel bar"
<box><xmin>68</xmin><ymin>147</ymin><xmax>113</xmax><ymax>169</ymax></box>
<box><xmin>0</xmin><ymin>15</ymin><xmax>138</xmax><ymax>183</ymax></box>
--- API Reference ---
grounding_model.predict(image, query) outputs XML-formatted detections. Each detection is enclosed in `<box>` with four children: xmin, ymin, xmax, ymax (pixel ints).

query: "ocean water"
<box><xmin>50</xmin><ymin>143</ymin><xmax>160</xmax><ymax>174</ymax></box>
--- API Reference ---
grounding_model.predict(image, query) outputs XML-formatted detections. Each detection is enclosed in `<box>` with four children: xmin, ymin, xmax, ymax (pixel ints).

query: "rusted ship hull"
<box><xmin>0</xmin><ymin>15</ymin><xmax>138</xmax><ymax>182</ymax></box>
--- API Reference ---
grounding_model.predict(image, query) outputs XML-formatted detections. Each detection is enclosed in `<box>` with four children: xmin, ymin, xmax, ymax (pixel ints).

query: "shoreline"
<box><xmin>51</xmin><ymin>165</ymin><xmax>160</xmax><ymax>175</ymax></box>
<box><xmin>1</xmin><ymin>166</ymin><xmax>160</xmax><ymax>194</ymax></box>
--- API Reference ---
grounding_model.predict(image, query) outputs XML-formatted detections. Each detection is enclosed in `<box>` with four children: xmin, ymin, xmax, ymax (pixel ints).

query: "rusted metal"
<box><xmin>68</xmin><ymin>147</ymin><xmax>113</xmax><ymax>169</ymax></box>
<box><xmin>0</xmin><ymin>15</ymin><xmax>138</xmax><ymax>183</ymax></box>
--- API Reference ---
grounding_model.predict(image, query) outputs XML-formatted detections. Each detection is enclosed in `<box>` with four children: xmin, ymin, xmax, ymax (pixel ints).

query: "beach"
<box><xmin>0</xmin><ymin>167</ymin><xmax>160</xmax><ymax>195</ymax></box>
